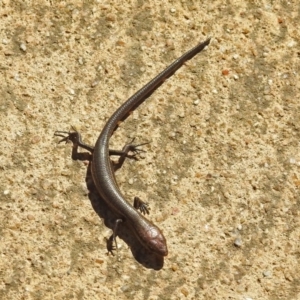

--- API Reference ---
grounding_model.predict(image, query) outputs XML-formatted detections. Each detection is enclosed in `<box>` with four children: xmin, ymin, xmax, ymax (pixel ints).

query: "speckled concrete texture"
<box><xmin>1</xmin><ymin>0</ymin><xmax>300</xmax><ymax>299</ymax></box>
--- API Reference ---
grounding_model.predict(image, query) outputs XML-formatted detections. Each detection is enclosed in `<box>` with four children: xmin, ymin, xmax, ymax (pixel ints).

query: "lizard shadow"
<box><xmin>84</xmin><ymin>161</ymin><xmax>165</xmax><ymax>270</ymax></box>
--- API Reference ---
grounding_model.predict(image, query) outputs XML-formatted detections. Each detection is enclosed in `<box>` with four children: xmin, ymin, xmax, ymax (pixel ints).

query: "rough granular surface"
<box><xmin>1</xmin><ymin>1</ymin><xmax>299</xmax><ymax>299</ymax></box>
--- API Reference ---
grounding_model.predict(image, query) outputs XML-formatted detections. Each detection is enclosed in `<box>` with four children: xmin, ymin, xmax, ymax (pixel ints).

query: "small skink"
<box><xmin>56</xmin><ymin>38</ymin><xmax>211</xmax><ymax>256</ymax></box>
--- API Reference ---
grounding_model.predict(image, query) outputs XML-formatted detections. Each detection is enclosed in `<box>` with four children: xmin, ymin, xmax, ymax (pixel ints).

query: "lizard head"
<box><xmin>136</xmin><ymin>223</ymin><xmax>168</xmax><ymax>256</ymax></box>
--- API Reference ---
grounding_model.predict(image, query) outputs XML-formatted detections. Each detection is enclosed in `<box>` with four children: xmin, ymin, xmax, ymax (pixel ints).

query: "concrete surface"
<box><xmin>1</xmin><ymin>0</ymin><xmax>300</xmax><ymax>299</ymax></box>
